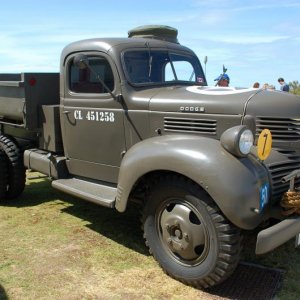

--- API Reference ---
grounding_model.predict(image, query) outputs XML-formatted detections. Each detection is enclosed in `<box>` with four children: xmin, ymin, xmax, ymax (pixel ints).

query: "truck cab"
<box><xmin>59</xmin><ymin>32</ymin><xmax>206</xmax><ymax>184</ymax></box>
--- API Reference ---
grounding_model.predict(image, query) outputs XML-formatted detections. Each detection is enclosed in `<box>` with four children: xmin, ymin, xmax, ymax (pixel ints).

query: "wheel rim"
<box><xmin>157</xmin><ymin>199</ymin><xmax>209</xmax><ymax>266</ymax></box>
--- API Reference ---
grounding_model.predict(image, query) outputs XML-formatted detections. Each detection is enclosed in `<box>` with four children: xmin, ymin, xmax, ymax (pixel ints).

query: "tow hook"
<box><xmin>280</xmin><ymin>170</ymin><xmax>300</xmax><ymax>216</ymax></box>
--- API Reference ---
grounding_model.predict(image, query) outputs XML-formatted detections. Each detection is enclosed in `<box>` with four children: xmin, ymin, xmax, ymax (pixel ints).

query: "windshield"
<box><xmin>123</xmin><ymin>50</ymin><xmax>206</xmax><ymax>86</ymax></box>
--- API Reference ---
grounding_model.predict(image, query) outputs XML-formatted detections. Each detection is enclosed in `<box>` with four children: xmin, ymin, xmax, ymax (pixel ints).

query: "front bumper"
<box><xmin>256</xmin><ymin>215</ymin><xmax>300</xmax><ymax>254</ymax></box>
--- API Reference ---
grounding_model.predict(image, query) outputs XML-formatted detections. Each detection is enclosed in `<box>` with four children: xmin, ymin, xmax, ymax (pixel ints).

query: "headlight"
<box><xmin>239</xmin><ymin>129</ymin><xmax>254</xmax><ymax>155</ymax></box>
<box><xmin>220</xmin><ymin>125</ymin><xmax>254</xmax><ymax>157</ymax></box>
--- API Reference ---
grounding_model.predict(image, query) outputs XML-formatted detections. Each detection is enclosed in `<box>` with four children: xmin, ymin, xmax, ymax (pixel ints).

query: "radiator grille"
<box><xmin>256</xmin><ymin>117</ymin><xmax>300</xmax><ymax>141</ymax></box>
<box><xmin>164</xmin><ymin>117</ymin><xmax>217</xmax><ymax>135</ymax></box>
<box><xmin>266</xmin><ymin>149</ymin><xmax>300</xmax><ymax>202</ymax></box>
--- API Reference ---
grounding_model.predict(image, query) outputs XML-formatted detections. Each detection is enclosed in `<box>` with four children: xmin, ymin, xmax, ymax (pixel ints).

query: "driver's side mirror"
<box><xmin>73</xmin><ymin>54</ymin><xmax>89</xmax><ymax>69</ymax></box>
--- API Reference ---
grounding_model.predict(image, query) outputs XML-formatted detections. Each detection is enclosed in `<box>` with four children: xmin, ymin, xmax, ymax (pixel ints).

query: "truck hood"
<box><xmin>144</xmin><ymin>85</ymin><xmax>300</xmax><ymax>148</ymax></box>
<box><xmin>244</xmin><ymin>89</ymin><xmax>300</xmax><ymax>118</ymax></box>
<box><xmin>146</xmin><ymin>86</ymin><xmax>300</xmax><ymax>118</ymax></box>
<box><xmin>148</xmin><ymin>86</ymin><xmax>260</xmax><ymax>115</ymax></box>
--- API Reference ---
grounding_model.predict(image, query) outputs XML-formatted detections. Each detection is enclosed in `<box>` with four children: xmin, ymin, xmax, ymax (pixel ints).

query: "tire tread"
<box><xmin>142</xmin><ymin>174</ymin><xmax>242</xmax><ymax>289</ymax></box>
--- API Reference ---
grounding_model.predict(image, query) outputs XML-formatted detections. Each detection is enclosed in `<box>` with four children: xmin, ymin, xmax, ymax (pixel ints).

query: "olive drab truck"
<box><xmin>0</xmin><ymin>25</ymin><xmax>300</xmax><ymax>288</ymax></box>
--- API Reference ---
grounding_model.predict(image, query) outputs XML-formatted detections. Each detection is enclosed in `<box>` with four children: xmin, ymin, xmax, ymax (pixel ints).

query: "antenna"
<box><xmin>204</xmin><ymin>56</ymin><xmax>208</xmax><ymax>76</ymax></box>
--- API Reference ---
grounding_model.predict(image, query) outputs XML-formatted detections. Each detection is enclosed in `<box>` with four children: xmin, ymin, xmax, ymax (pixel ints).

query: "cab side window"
<box><xmin>69</xmin><ymin>56</ymin><xmax>114</xmax><ymax>93</ymax></box>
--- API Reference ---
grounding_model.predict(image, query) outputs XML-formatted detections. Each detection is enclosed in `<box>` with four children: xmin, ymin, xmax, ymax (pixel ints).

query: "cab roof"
<box><xmin>61</xmin><ymin>36</ymin><xmax>194</xmax><ymax>63</ymax></box>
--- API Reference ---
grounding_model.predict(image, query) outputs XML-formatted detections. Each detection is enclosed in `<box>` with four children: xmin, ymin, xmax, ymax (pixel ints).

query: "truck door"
<box><xmin>61</xmin><ymin>52</ymin><xmax>125</xmax><ymax>183</ymax></box>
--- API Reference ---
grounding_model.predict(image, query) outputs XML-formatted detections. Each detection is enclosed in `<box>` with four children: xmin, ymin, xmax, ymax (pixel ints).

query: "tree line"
<box><xmin>289</xmin><ymin>81</ymin><xmax>300</xmax><ymax>95</ymax></box>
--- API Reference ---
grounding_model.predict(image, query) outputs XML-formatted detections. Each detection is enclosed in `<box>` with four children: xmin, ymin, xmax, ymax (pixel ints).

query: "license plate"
<box><xmin>259</xmin><ymin>183</ymin><xmax>269</xmax><ymax>212</ymax></box>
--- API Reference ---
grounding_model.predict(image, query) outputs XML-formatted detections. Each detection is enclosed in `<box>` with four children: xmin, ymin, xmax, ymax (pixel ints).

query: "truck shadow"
<box><xmin>61</xmin><ymin>194</ymin><xmax>149</xmax><ymax>256</ymax></box>
<box><xmin>3</xmin><ymin>177</ymin><xmax>149</xmax><ymax>256</ymax></box>
<box><xmin>0</xmin><ymin>284</ymin><xmax>8</xmax><ymax>300</ymax></box>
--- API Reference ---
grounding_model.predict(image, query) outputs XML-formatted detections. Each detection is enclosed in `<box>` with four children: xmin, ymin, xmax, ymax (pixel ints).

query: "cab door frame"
<box><xmin>60</xmin><ymin>51</ymin><xmax>125</xmax><ymax>183</ymax></box>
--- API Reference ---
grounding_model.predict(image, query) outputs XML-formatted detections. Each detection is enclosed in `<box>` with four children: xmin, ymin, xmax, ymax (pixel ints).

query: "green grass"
<box><xmin>0</xmin><ymin>173</ymin><xmax>299</xmax><ymax>299</ymax></box>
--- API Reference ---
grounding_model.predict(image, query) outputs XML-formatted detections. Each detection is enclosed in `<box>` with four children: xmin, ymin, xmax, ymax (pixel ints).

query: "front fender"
<box><xmin>116</xmin><ymin>134</ymin><xmax>269</xmax><ymax>229</ymax></box>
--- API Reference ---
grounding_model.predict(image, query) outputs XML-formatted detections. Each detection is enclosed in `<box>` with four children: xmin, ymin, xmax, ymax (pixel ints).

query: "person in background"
<box><xmin>262</xmin><ymin>83</ymin><xmax>269</xmax><ymax>89</ymax></box>
<box><xmin>278</xmin><ymin>77</ymin><xmax>290</xmax><ymax>92</ymax></box>
<box><xmin>253</xmin><ymin>82</ymin><xmax>260</xmax><ymax>88</ymax></box>
<box><xmin>262</xmin><ymin>83</ymin><xmax>276</xmax><ymax>90</ymax></box>
<box><xmin>214</xmin><ymin>74</ymin><xmax>230</xmax><ymax>87</ymax></box>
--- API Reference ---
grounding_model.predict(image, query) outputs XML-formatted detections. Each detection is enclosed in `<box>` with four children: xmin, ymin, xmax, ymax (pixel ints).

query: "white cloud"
<box><xmin>231</xmin><ymin>2</ymin><xmax>300</xmax><ymax>12</ymax></box>
<box><xmin>190</xmin><ymin>0</ymin><xmax>300</xmax><ymax>10</ymax></box>
<box><xmin>151</xmin><ymin>14</ymin><xmax>198</xmax><ymax>24</ymax></box>
<box><xmin>204</xmin><ymin>35</ymin><xmax>289</xmax><ymax>44</ymax></box>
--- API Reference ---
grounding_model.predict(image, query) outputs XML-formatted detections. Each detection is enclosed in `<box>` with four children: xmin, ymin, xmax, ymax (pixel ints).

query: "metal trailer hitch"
<box><xmin>281</xmin><ymin>169</ymin><xmax>300</xmax><ymax>191</ymax></box>
<box><xmin>280</xmin><ymin>169</ymin><xmax>300</xmax><ymax>216</ymax></box>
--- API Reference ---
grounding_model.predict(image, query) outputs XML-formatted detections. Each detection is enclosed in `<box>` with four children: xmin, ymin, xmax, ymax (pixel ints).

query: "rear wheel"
<box><xmin>0</xmin><ymin>150</ymin><xmax>8</xmax><ymax>200</ymax></box>
<box><xmin>0</xmin><ymin>135</ymin><xmax>25</xmax><ymax>199</ymax></box>
<box><xmin>142</xmin><ymin>175</ymin><xmax>242</xmax><ymax>288</ymax></box>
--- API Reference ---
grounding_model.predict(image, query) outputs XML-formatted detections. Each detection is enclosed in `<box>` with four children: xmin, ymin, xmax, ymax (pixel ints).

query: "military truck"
<box><xmin>0</xmin><ymin>25</ymin><xmax>300</xmax><ymax>288</ymax></box>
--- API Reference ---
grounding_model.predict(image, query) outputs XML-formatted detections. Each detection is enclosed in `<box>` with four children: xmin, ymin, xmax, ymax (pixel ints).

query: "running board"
<box><xmin>52</xmin><ymin>178</ymin><xmax>117</xmax><ymax>208</ymax></box>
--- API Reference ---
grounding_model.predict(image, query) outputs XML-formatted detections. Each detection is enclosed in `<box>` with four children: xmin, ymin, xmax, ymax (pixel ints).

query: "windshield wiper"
<box><xmin>167</xmin><ymin>52</ymin><xmax>178</xmax><ymax>81</ymax></box>
<box><xmin>145</xmin><ymin>42</ymin><xmax>153</xmax><ymax>79</ymax></box>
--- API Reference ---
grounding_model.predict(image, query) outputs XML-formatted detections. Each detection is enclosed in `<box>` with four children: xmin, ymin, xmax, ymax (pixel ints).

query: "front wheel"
<box><xmin>142</xmin><ymin>175</ymin><xmax>242</xmax><ymax>288</ymax></box>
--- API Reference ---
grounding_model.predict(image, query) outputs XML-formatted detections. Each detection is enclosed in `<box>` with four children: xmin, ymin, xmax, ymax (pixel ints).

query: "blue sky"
<box><xmin>0</xmin><ymin>0</ymin><xmax>299</xmax><ymax>88</ymax></box>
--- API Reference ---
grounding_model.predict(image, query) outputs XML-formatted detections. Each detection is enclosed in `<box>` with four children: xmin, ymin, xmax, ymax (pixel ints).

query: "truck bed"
<box><xmin>0</xmin><ymin>73</ymin><xmax>60</xmax><ymax>130</ymax></box>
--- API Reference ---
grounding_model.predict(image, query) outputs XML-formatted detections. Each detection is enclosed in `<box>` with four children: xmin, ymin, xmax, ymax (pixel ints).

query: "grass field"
<box><xmin>0</xmin><ymin>173</ymin><xmax>299</xmax><ymax>299</ymax></box>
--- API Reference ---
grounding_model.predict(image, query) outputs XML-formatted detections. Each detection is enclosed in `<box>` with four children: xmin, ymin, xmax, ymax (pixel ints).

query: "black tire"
<box><xmin>0</xmin><ymin>150</ymin><xmax>8</xmax><ymax>200</ymax></box>
<box><xmin>142</xmin><ymin>175</ymin><xmax>241</xmax><ymax>288</ymax></box>
<box><xmin>0</xmin><ymin>135</ymin><xmax>25</xmax><ymax>199</ymax></box>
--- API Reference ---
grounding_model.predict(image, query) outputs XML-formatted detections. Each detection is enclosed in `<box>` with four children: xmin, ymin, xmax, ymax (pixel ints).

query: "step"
<box><xmin>52</xmin><ymin>177</ymin><xmax>117</xmax><ymax>208</ymax></box>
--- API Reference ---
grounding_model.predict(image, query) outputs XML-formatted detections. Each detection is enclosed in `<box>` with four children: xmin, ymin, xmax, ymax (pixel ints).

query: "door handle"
<box><xmin>63</xmin><ymin>111</ymin><xmax>70</xmax><ymax>114</ymax></box>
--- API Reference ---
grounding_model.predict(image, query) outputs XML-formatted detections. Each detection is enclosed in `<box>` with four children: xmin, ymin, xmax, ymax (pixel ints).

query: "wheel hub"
<box><xmin>160</xmin><ymin>203</ymin><xmax>206</xmax><ymax>262</ymax></box>
<box><xmin>165</xmin><ymin>220</ymin><xmax>189</xmax><ymax>251</ymax></box>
